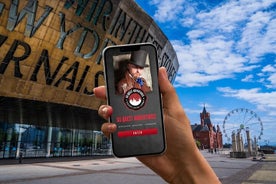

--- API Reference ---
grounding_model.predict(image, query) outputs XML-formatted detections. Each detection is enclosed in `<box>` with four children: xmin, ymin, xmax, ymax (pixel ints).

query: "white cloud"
<box><xmin>217</xmin><ymin>87</ymin><xmax>276</xmax><ymax>115</ymax></box>
<box><xmin>152</xmin><ymin>0</ymin><xmax>276</xmax><ymax>87</ymax></box>
<box><xmin>195</xmin><ymin>0</ymin><xmax>275</xmax><ymax>33</ymax></box>
<box><xmin>149</xmin><ymin>0</ymin><xmax>185</xmax><ymax>23</ymax></box>
<box><xmin>172</xmin><ymin>38</ymin><xmax>257</xmax><ymax>86</ymax></box>
<box><xmin>237</xmin><ymin>11</ymin><xmax>276</xmax><ymax>62</ymax></box>
<box><xmin>262</xmin><ymin>65</ymin><xmax>276</xmax><ymax>73</ymax></box>
<box><xmin>241</xmin><ymin>74</ymin><xmax>254</xmax><ymax>82</ymax></box>
<box><xmin>260</xmin><ymin>65</ymin><xmax>276</xmax><ymax>88</ymax></box>
<box><xmin>268</xmin><ymin>73</ymin><xmax>276</xmax><ymax>88</ymax></box>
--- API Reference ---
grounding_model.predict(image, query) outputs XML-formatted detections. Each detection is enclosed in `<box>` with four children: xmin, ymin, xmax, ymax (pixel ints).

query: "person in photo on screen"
<box><xmin>115</xmin><ymin>50</ymin><xmax>151</xmax><ymax>94</ymax></box>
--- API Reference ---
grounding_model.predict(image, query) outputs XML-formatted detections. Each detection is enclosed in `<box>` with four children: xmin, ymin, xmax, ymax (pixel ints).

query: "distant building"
<box><xmin>191</xmin><ymin>106</ymin><xmax>223</xmax><ymax>151</ymax></box>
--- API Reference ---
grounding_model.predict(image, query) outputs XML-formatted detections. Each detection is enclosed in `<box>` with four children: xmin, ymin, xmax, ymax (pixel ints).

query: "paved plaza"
<box><xmin>0</xmin><ymin>150</ymin><xmax>275</xmax><ymax>184</ymax></box>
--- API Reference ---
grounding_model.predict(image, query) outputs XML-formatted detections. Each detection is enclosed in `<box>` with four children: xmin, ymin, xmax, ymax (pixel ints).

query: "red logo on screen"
<box><xmin>124</xmin><ymin>88</ymin><xmax>146</xmax><ymax>110</ymax></box>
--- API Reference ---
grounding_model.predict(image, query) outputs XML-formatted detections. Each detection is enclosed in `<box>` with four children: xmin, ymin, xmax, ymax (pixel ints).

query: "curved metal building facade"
<box><xmin>0</xmin><ymin>0</ymin><xmax>178</xmax><ymax>159</ymax></box>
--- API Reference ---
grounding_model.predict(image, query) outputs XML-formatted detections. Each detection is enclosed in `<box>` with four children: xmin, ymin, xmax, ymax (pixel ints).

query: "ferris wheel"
<box><xmin>222</xmin><ymin>108</ymin><xmax>263</xmax><ymax>144</ymax></box>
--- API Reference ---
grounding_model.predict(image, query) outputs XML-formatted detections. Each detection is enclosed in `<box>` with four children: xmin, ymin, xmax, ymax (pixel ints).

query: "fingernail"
<box><xmin>107</xmin><ymin>124</ymin><xmax>116</xmax><ymax>131</ymax></box>
<box><xmin>160</xmin><ymin>67</ymin><xmax>168</xmax><ymax>80</ymax></box>
<box><xmin>102</xmin><ymin>107</ymin><xmax>108</xmax><ymax>114</ymax></box>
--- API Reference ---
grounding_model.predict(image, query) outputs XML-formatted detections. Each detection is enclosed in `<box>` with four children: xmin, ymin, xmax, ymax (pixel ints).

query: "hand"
<box><xmin>94</xmin><ymin>67</ymin><xmax>220</xmax><ymax>184</ymax></box>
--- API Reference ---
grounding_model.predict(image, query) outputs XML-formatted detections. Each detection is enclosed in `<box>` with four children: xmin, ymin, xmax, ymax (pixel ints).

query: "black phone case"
<box><xmin>103</xmin><ymin>43</ymin><xmax>166</xmax><ymax>157</ymax></box>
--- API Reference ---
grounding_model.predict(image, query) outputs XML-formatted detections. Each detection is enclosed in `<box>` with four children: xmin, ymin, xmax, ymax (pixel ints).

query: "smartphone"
<box><xmin>103</xmin><ymin>43</ymin><xmax>166</xmax><ymax>157</ymax></box>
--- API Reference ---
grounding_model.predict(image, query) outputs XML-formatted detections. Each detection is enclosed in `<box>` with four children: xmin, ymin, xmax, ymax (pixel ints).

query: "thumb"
<box><xmin>158</xmin><ymin>67</ymin><xmax>181</xmax><ymax>110</ymax></box>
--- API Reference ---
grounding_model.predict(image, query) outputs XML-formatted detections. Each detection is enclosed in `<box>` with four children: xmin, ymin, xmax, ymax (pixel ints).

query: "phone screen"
<box><xmin>103</xmin><ymin>43</ymin><xmax>166</xmax><ymax>157</ymax></box>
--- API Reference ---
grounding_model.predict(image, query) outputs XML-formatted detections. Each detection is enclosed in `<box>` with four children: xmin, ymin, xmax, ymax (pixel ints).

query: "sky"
<box><xmin>135</xmin><ymin>0</ymin><xmax>276</xmax><ymax>146</ymax></box>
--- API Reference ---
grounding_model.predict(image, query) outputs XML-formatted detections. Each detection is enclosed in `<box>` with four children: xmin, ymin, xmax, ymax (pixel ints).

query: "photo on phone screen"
<box><xmin>114</xmin><ymin>49</ymin><xmax>152</xmax><ymax>96</ymax></box>
<box><xmin>103</xmin><ymin>43</ymin><xmax>166</xmax><ymax>157</ymax></box>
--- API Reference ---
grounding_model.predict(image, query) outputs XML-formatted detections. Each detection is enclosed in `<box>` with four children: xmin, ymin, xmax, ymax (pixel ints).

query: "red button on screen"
<box><xmin>118</xmin><ymin>128</ymin><xmax>158</xmax><ymax>138</ymax></box>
